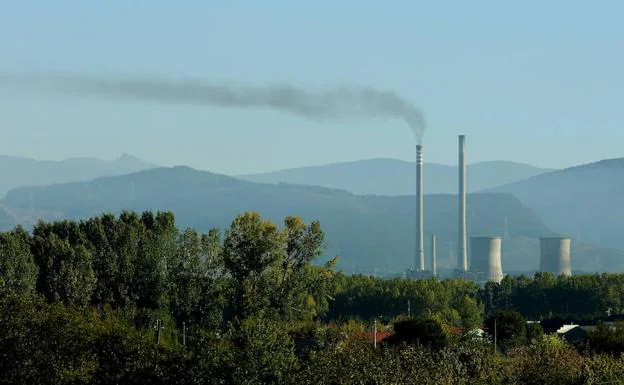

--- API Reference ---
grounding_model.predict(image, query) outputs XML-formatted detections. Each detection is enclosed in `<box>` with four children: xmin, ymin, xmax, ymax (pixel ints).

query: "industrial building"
<box><xmin>408</xmin><ymin>134</ymin><xmax>572</xmax><ymax>283</ymax></box>
<box><xmin>409</xmin><ymin>135</ymin><xmax>572</xmax><ymax>283</ymax></box>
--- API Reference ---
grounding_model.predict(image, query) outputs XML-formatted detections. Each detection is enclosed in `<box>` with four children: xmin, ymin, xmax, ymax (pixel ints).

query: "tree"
<box><xmin>223</xmin><ymin>212</ymin><xmax>285</xmax><ymax>321</ymax></box>
<box><xmin>456</xmin><ymin>295</ymin><xmax>484</xmax><ymax>331</ymax></box>
<box><xmin>196</xmin><ymin>228</ymin><xmax>227</xmax><ymax>329</ymax></box>
<box><xmin>386</xmin><ymin>318</ymin><xmax>449</xmax><ymax>350</ymax></box>
<box><xmin>80</xmin><ymin>216</ymin><xmax>119</xmax><ymax>306</ymax></box>
<box><xmin>526</xmin><ymin>322</ymin><xmax>544</xmax><ymax>344</ymax></box>
<box><xmin>130</xmin><ymin>211</ymin><xmax>175</xmax><ymax>310</ymax></box>
<box><xmin>484</xmin><ymin>309</ymin><xmax>527</xmax><ymax>351</ymax></box>
<box><xmin>587</xmin><ymin>321</ymin><xmax>624</xmax><ymax>355</ymax></box>
<box><xmin>271</xmin><ymin>216</ymin><xmax>326</xmax><ymax>320</ymax></box>
<box><xmin>168</xmin><ymin>228</ymin><xmax>209</xmax><ymax>324</ymax></box>
<box><xmin>31</xmin><ymin>227</ymin><xmax>96</xmax><ymax>306</ymax></box>
<box><xmin>230</xmin><ymin>316</ymin><xmax>298</xmax><ymax>385</ymax></box>
<box><xmin>0</xmin><ymin>227</ymin><xmax>37</xmax><ymax>296</ymax></box>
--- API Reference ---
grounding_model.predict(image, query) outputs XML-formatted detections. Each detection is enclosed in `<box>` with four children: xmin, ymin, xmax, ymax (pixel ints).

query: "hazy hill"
<box><xmin>4</xmin><ymin>165</ymin><xmax>620</xmax><ymax>274</ymax></box>
<box><xmin>239</xmin><ymin>158</ymin><xmax>554</xmax><ymax>196</ymax></box>
<box><xmin>0</xmin><ymin>153</ymin><xmax>156</xmax><ymax>197</ymax></box>
<box><xmin>0</xmin><ymin>203</ymin><xmax>16</xmax><ymax>230</ymax></box>
<box><xmin>486</xmin><ymin>157</ymin><xmax>624</xmax><ymax>251</ymax></box>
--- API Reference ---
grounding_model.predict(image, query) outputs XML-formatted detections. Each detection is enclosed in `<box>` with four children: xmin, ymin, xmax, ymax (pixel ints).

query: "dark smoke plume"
<box><xmin>0</xmin><ymin>72</ymin><xmax>426</xmax><ymax>140</ymax></box>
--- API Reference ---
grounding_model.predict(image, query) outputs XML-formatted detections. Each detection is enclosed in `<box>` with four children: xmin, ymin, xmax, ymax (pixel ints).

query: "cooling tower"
<box><xmin>416</xmin><ymin>144</ymin><xmax>425</xmax><ymax>271</ymax></box>
<box><xmin>431</xmin><ymin>234</ymin><xmax>437</xmax><ymax>278</ymax></box>
<box><xmin>539</xmin><ymin>237</ymin><xmax>572</xmax><ymax>276</ymax></box>
<box><xmin>458</xmin><ymin>135</ymin><xmax>468</xmax><ymax>272</ymax></box>
<box><xmin>470</xmin><ymin>236</ymin><xmax>503</xmax><ymax>283</ymax></box>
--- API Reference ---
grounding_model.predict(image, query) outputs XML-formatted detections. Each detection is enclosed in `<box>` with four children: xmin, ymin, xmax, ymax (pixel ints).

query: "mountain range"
<box><xmin>487</xmin><ymin>157</ymin><xmax>624</xmax><ymax>251</ymax></box>
<box><xmin>1</xmin><ymin>153</ymin><xmax>624</xmax><ymax>274</ymax></box>
<box><xmin>0</xmin><ymin>154</ymin><xmax>552</xmax><ymax>199</ymax></box>
<box><xmin>240</xmin><ymin>159</ymin><xmax>554</xmax><ymax>195</ymax></box>
<box><xmin>0</xmin><ymin>153</ymin><xmax>156</xmax><ymax>197</ymax></box>
<box><xmin>1</xmin><ymin>164</ymin><xmax>621</xmax><ymax>274</ymax></box>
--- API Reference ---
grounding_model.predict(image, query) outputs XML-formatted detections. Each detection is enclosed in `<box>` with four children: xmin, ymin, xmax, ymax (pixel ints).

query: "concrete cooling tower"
<box><xmin>470</xmin><ymin>236</ymin><xmax>503</xmax><ymax>283</ymax></box>
<box><xmin>539</xmin><ymin>237</ymin><xmax>572</xmax><ymax>276</ymax></box>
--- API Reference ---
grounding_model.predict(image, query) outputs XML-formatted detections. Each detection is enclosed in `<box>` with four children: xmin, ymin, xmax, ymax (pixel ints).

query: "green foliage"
<box><xmin>230</xmin><ymin>316</ymin><xmax>298</xmax><ymax>385</ymax></box>
<box><xmin>388</xmin><ymin>318</ymin><xmax>449</xmax><ymax>350</ymax></box>
<box><xmin>0</xmin><ymin>294</ymin><xmax>156</xmax><ymax>385</ymax></box>
<box><xmin>5</xmin><ymin>210</ymin><xmax>624</xmax><ymax>384</ymax></box>
<box><xmin>457</xmin><ymin>294</ymin><xmax>484</xmax><ymax>331</ymax></box>
<box><xmin>271</xmin><ymin>216</ymin><xmax>326</xmax><ymax>320</ymax></box>
<box><xmin>222</xmin><ymin>212</ymin><xmax>332</xmax><ymax>324</ymax></box>
<box><xmin>168</xmin><ymin>227</ymin><xmax>223</xmax><ymax>325</ymax></box>
<box><xmin>32</xmin><ymin>224</ymin><xmax>96</xmax><ymax>306</ymax></box>
<box><xmin>587</xmin><ymin>321</ymin><xmax>624</xmax><ymax>355</ymax></box>
<box><xmin>480</xmin><ymin>272</ymin><xmax>624</xmax><ymax>320</ymax></box>
<box><xmin>296</xmin><ymin>337</ymin><xmax>513</xmax><ymax>385</ymax></box>
<box><xmin>484</xmin><ymin>309</ymin><xmax>527</xmax><ymax>351</ymax></box>
<box><xmin>580</xmin><ymin>353</ymin><xmax>624</xmax><ymax>385</ymax></box>
<box><xmin>526</xmin><ymin>322</ymin><xmax>545</xmax><ymax>344</ymax></box>
<box><xmin>0</xmin><ymin>226</ymin><xmax>37</xmax><ymax>296</ymax></box>
<box><xmin>223</xmin><ymin>212</ymin><xmax>285</xmax><ymax>321</ymax></box>
<box><xmin>506</xmin><ymin>335</ymin><xmax>585</xmax><ymax>385</ymax></box>
<box><xmin>325</xmin><ymin>275</ymin><xmax>481</xmax><ymax>324</ymax></box>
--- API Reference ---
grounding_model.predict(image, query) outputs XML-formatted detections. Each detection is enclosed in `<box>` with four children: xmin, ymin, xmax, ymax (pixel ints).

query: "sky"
<box><xmin>0</xmin><ymin>0</ymin><xmax>623</xmax><ymax>174</ymax></box>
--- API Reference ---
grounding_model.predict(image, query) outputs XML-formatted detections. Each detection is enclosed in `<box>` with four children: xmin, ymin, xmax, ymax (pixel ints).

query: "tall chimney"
<box><xmin>431</xmin><ymin>234</ymin><xmax>437</xmax><ymax>278</ymax></box>
<box><xmin>458</xmin><ymin>135</ymin><xmax>468</xmax><ymax>272</ymax></box>
<box><xmin>416</xmin><ymin>144</ymin><xmax>425</xmax><ymax>271</ymax></box>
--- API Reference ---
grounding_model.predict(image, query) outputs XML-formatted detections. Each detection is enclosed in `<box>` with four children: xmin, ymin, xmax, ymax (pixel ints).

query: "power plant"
<box><xmin>470</xmin><ymin>236</ymin><xmax>504</xmax><ymax>283</ymax></box>
<box><xmin>407</xmin><ymin>134</ymin><xmax>572</xmax><ymax>283</ymax></box>
<box><xmin>540</xmin><ymin>237</ymin><xmax>572</xmax><ymax>276</ymax></box>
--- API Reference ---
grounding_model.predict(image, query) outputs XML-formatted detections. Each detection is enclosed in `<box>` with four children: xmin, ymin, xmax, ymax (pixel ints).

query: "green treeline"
<box><xmin>2</xmin><ymin>210</ymin><xmax>624</xmax><ymax>384</ymax></box>
<box><xmin>481</xmin><ymin>273</ymin><xmax>624</xmax><ymax>321</ymax></box>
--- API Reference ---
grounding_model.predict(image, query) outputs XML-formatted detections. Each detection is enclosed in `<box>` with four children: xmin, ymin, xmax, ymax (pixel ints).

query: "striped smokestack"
<box><xmin>458</xmin><ymin>135</ymin><xmax>468</xmax><ymax>272</ymax></box>
<box><xmin>416</xmin><ymin>144</ymin><xmax>425</xmax><ymax>271</ymax></box>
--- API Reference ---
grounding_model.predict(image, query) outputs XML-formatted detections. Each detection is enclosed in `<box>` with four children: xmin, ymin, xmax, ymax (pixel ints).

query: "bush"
<box><xmin>385</xmin><ymin>318</ymin><xmax>448</xmax><ymax>350</ymax></box>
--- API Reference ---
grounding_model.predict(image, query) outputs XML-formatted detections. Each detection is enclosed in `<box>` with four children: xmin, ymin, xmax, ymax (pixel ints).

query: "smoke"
<box><xmin>0</xmin><ymin>72</ymin><xmax>426</xmax><ymax>141</ymax></box>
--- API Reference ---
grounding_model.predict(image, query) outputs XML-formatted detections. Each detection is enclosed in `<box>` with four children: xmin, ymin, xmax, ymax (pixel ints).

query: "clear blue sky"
<box><xmin>1</xmin><ymin>1</ymin><xmax>622</xmax><ymax>174</ymax></box>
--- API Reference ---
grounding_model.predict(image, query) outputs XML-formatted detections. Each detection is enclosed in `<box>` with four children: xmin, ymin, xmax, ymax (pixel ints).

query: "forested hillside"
<box><xmin>0</xmin><ymin>165</ymin><xmax>568</xmax><ymax>273</ymax></box>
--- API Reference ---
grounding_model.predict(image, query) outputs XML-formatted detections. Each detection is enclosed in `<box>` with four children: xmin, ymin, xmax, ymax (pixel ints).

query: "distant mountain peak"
<box><xmin>0</xmin><ymin>152</ymin><xmax>158</xmax><ymax>197</ymax></box>
<box><xmin>114</xmin><ymin>153</ymin><xmax>143</xmax><ymax>163</ymax></box>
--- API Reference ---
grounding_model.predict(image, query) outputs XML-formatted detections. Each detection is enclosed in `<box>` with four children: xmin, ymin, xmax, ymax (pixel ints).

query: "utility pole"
<box><xmin>407</xmin><ymin>299</ymin><xmax>411</xmax><ymax>318</ymax></box>
<box><xmin>494</xmin><ymin>318</ymin><xmax>497</xmax><ymax>353</ymax></box>
<box><xmin>155</xmin><ymin>319</ymin><xmax>164</xmax><ymax>345</ymax></box>
<box><xmin>373</xmin><ymin>318</ymin><xmax>377</xmax><ymax>350</ymax></box>
<box><xmin>182</xmin><ymin>321</ymin><xmax>186</xmax><ymax>347</ymax></box>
